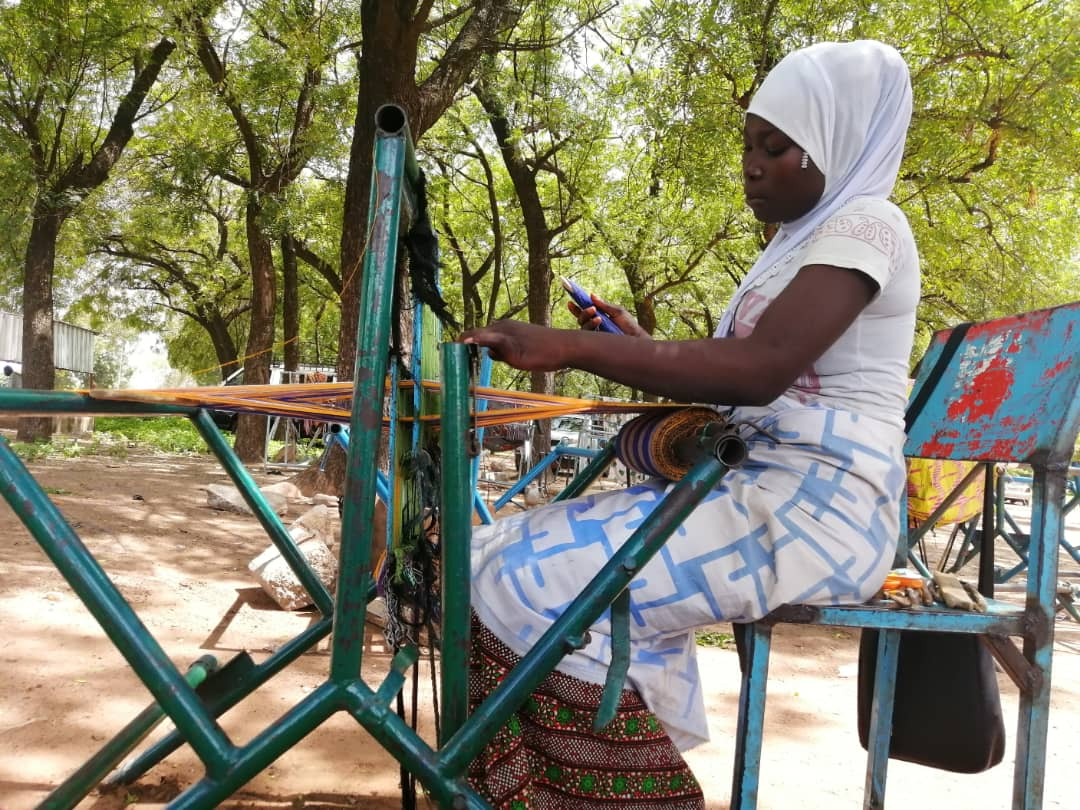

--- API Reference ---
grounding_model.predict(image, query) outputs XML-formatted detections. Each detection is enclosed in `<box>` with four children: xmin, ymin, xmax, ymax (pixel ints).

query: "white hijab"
<box><xmin>716</xmin><ymin>40</ymin><xmax>913</xmax><ymax>336</ymax></box>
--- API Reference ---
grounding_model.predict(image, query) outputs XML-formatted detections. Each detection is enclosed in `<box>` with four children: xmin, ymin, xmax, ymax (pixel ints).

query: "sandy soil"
<box><xmin>1</xmin><ymin>447</ymin><xmax>1078</xmax><ymax>810</ymax></box>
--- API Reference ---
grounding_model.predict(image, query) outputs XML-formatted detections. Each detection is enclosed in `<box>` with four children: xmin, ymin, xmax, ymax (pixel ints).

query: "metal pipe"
<box><xmin>440</xmin><ymin>343</ymin><xmax>473</xmax><ymax>744</ymax></box>
<box><xmin>439</xmin><ymin>454</ymin><xmax>733</xmax><ymax>773</ymax></box>
<box><xmin>331</xmin><ymin>114</ymin><xmax>409</xmax><ymax>681</ymax></box>
<box><xmin>552</xmin><ymin>442</ymin><xmax>617</xmax><ymax>502</ymax></box>
<box><xmin>375</xmin><ymin>104</ymin><xmax>420</xmax><ymax>190</ymax></box>
<box><xmin>0</xmin><ymin>388</ymin><xmax>197</xmax><ymax>416</ymax></box>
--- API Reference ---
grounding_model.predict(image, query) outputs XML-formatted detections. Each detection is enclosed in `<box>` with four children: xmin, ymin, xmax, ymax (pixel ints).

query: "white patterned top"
<box><xmin>716</xmin><ymin>196</ymin><xmax>920</xmax><ymax>426</ymax></box>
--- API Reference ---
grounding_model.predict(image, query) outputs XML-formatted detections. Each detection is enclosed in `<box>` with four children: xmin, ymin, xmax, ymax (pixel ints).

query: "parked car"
<box><xmin>1002</xmin><ymin>473</ymin><xmax>1032</xmax><ymax>506</ymax></box>
<box><xmin>550</xmin><ymin>415</ymin><xmax>586</xmax><ymax>448</ymax></box>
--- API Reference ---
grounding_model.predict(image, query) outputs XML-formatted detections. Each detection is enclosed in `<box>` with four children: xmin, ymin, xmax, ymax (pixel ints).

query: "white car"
<box><xmin>1002</xmin><ymin>475</ymin><xmax>1032</xmax><ymax>506</ymax></box>
<box><xmin>550</xmin><ymin>415</ymin><xmax>585</xmax><ymax>448</ymax></box>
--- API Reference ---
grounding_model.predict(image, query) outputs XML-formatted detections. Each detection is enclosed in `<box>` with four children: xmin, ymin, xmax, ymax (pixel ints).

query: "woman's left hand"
<box><xmin>460</xmin><ymin>321</ymin><xmax>569</xmax><ymax>372</ymax></box>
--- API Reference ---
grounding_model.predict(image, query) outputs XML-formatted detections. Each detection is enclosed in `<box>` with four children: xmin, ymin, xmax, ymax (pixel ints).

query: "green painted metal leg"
<box><xmin>441</xmin><ymin>343</ymin><xmax>473</xmax><ymax>744</ymax></box>
<box><xmin>40</xmin><ymin>656</ymin><xmax>217</xmax><ymax>810</ymax></box>
<box><xmin>593</xmin><ymin>588</ymin><xmax>630</xmax><ymax>731</ymax></box>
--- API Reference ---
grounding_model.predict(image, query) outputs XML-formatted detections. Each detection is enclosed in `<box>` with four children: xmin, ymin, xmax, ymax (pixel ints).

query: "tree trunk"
<box><xmin>12</xmin><ymin>36</ymin><xmax>174</xmax><ymax>441</ymax></box>
<box><xmin>16</xmin><ymin>206</ymin><xmax>62</xmax><ymax>441</ymax></box>
<box><xmin>337</xmin><ymin>4</ymin><xmax>419</xmax><ymax>382</ymax></box>
<box><xmin>205</xmin><ymin>318</ymin><xmax>241</xmax><ymax>383</ymax></box>
<box><xmin>232</xmin><ymin>198</ymin><xmax>277</xmax><ymax>463</ymax></box>
<box><xmin>282</xmin><ymin>233</ymin><xmax>300</xmax><ymax>373</ymax></box>
<box><xmin>475</xmin><ymin>82</ymin><xmax>557</xmax><ymax>452</ymax></box>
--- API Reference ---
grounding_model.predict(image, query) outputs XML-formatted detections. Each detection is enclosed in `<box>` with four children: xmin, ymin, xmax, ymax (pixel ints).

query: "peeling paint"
<box><xmin>947</xmin><ymin>354</ymin><xmax>1013</xmax><ymax>421</ymax></box>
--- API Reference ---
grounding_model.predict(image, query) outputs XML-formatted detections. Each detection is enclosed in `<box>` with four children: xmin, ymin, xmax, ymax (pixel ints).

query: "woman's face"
<box><xmin>742</xmin><ymin>113</ymin><xmax>825</xmax><ymax>224</ymax></box>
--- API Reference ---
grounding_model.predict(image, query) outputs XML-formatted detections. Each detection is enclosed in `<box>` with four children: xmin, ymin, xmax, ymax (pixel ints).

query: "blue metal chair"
<box><xmin>730</xmin><ymin>301</ymin><xmax>1080</xmax><ymax>810</ymax></box>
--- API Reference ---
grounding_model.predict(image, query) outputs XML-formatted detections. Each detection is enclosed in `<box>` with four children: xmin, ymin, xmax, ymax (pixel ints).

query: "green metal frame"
<box><xmin>0</xmin><ymin>105</ymin><xmax>741</xmax><ymax>808</ymax></box>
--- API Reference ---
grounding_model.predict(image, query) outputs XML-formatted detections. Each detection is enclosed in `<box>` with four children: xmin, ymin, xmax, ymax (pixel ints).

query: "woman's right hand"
<box><xmin>568</xmin><ymin>294</ymin><xmax>652</xmax><ymax>338</ymax></box>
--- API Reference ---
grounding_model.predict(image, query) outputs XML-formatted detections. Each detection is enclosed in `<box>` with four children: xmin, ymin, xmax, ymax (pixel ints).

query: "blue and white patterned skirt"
<box><xmin>471</xmin><ymin>402</ymin><xmax>906</xmax><ymax>749</ymax></box>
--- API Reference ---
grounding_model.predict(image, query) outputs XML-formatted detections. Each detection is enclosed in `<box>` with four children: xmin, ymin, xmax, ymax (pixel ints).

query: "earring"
<box><xmin>800</xmin><ymin>151</ymin><xmax>809</xmax><ymax>170</ymax></box>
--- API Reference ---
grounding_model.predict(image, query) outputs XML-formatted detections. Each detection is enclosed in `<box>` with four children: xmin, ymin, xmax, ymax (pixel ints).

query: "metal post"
<box><xmin>331</xmin><ymin>107</ymin><xmax>409</xmax><ymax>682</ymax></box>
<box><xmin>440</xmin><ymin>343</ymin><xmax>473</xmax><ymax>744</ymax></box>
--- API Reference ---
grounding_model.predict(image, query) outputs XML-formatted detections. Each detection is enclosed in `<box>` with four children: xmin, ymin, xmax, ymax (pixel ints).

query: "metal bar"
<box><xmin>730</xmin><ymin>622</ymin><xmax>772</xmax><ymax>810</ymax></box>
<box><xmin>331</xmin><ymin>120</ymin><xmax>408</xmax><ymax>682</ymax></box>
<box><xmin>192</xmin><ymin>409</ymin><xmax>334</xmax><ymax>616</ymax></box>
<box><xmin>0</xmin><ymin>388</ymin><xmax>199</xmax><ymax>416</ymax></box>
<box><xmin>981</xmin><ymin>634</ymin><xmax>1040</xmax><ymax>693</ymax></box>
<box><xmin>106</xmin><ymin>617</ymin><xmax>332</xmax><ymax>785</ymax></box>
<box><xmin>863</xmin><ymin>630</ymin><xmax>900</xmax><ymax>810</ymax></box>
<box><xmin>491</xmin><ymin>449</ymin><xmax>560</xmax><ymax>510</ymax></box>
<box><xmin>0</xmin><ymin>437</ymin><xmax>235</xmax><ymax>775</ymax></box>
<box><xmin>471</xmin><ymin>349</ymin><xmax>495</xmax><ymax>525</ymax></box>
<box><xmin>1012</xmin><ymin>466</ymin><xmax>1062</xmax><ymax>810</ymax></box>
<box><xmin>374</xmin><ymin>104</ymin><xmax>420</xmax><ymax>190</ymax></box>
<box><xmin>764</xmin><ymin>602</ymin><xmax>1025</xmax><ymax>634</ymax></box>
<box><xmin>440</xmin><ymin>343</ymin><xmax>473</xmax><ymax>744</ymax></box>
<box><xmin>593</xmin><ymin>589</ymin><xmax>630</xmax><ymax>731</ymax></box>
<box><xmin>493</xmin><ymin>445</ymin><xmax>601</xmax><ymax>511</ymax></box>
<box><xmin>552</xmin><ymin>442</ymin><xmax>617</xmax><ymax>502</ymax></box>
<box><xmin>440</xmin><ymin>454</ymin><xmax>733</xmax><ymax>774</ymax></box>
<box><xmin>40</xmin><ymin>656</ymin><xmax>216</xmax><ymax>810</ymax></box>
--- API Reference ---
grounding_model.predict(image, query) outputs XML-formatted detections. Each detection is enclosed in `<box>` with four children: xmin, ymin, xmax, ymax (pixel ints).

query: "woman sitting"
<box><xmin>460</xmin><ymin>39</ymin><xmax>920</xmax><ymax>809</ymax></box>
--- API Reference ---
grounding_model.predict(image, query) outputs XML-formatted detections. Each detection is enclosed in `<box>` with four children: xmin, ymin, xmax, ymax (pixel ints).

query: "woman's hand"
<box><xmin>460</xmin><ymin>320</ymin><xmax>571</xmax><ymax>372</ymax></box>
<box><xmin>568</xmin><ymin>294</ymin><xmax>652</xmax><ymax>339</ymax></box>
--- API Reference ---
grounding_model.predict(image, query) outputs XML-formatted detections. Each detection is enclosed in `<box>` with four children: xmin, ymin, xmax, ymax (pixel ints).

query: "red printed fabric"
<box><xmin>467</xmin><ymin>615</ymin><xmax>705</xmax><ymax>810</ymax></box>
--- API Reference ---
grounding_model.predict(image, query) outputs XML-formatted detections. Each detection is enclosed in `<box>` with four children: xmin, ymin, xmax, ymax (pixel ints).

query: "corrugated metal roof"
<box><xmin>0</xmin><ymin>310</ymin><xmax>95</xmax><ymax>373</ymax></box>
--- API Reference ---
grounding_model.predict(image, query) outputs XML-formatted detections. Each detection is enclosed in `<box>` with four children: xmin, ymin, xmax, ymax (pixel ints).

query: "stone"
<box><xmin>291</xmin><ymin>504</ymin><xmax>338</xmax><ymax>549</ymax></box>
<box><xmin>260</xmin><ymin>481</ymin><xmax>311</xmax><ymax>504</ymax></box>
<box><xmin>205</xmin><ymin>483</ymin><xmax>288</xmax><ymax>516</ymax></box>
<box><xmin>248</xmin><ymin>526</ymin><xmax>337</xmax><ymax>611</ymax></box>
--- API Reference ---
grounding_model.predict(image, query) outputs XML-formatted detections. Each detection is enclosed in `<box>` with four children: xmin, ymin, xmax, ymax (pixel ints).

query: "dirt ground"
<box><xmin>1</xmin><ymin>445</ymin><xmax>1078</xmax><ymax>810</ymax></box>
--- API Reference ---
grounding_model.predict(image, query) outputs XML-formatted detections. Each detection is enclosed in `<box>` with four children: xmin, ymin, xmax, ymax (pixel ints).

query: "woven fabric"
<box><xmin>468</xmin><ymin>615</ymin><xmax>705</xmax><ymax>810</ymax></box>
<box><xmin>615</xmin><ymin>407</ymin><xmax>724</xmax><ymax>480</ymax></box>
<box><xmin>905</xmin><ymin>457</ymin><xmax>984</xmax><ymax>525</ymax></box>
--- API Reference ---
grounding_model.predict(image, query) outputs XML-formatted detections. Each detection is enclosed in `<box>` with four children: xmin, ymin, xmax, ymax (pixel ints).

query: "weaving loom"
<box><xmin>0</xmin><ymin>104</ymin><xmax>748</xmax><ymax>809</ymax></box>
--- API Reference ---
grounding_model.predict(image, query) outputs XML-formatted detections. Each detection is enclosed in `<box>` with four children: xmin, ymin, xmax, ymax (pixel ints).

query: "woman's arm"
<box><xmin>462</xmin><ymin>264</ymin><xmax>877</xmax><ymax>405</ymax></box>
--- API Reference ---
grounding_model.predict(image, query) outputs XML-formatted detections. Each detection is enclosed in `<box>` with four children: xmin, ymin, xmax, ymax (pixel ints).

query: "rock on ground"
<box><xmin>204</xmin><ymin>482</ymin><xmax>289</xmax><ymax>516</ymax></box>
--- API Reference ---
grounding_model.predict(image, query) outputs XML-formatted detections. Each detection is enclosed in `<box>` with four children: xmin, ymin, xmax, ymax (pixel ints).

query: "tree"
<box><xmin>335</xmin><ymin>0</ymin><xmax>523</xmax><ymax>379</ymax></box>
<box><xmin>0</xmin><ymin>1</ymin><xmax>174</xmax><ymax>440</ymax></box>
<box><xmin>178</xmin><ymin>1</ymin><xmax>344</xmax><ymax>460</ymax></box>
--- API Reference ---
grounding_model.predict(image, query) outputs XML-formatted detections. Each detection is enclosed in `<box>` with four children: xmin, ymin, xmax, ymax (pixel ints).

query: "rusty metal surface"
<box><xmin>906</xmin><ymin>301</ymin><xmax>1080</xmax><ymax>465</ymax></box>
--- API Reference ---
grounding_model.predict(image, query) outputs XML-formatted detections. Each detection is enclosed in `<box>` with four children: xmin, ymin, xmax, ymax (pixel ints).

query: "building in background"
<box><xmin>0</xmin><ymin>310</ymin><xmax>96</xmax><ymax>387</ymax></box>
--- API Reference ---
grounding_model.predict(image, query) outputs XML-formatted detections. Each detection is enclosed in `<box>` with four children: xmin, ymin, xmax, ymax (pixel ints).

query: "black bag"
<box><xmin>856</xmin><ymin>630</ymin><xmax>1005</xmax><ymax>773</ymax></box>
<box><xmin>857</xmin><ymin>321</ymin><xmax>1005</xmax><ymax>774</ymax></box>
